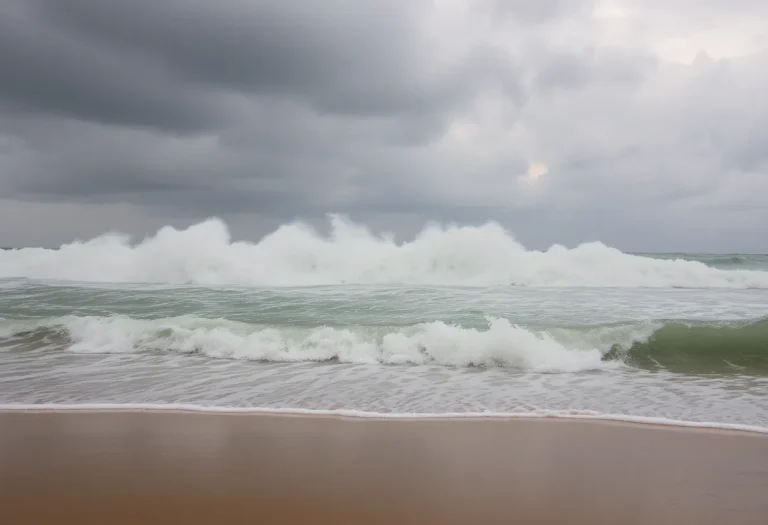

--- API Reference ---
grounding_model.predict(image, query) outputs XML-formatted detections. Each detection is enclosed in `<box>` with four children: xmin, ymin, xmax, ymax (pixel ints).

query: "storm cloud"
<box><xmin>1</xmin><ymin>0</ymin><xmax>767</xmax><ymax>251</ymax></box>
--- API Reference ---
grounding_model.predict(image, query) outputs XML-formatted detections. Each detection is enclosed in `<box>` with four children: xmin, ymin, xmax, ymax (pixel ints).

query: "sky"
<box><xmin>1</xmin><ymin>0</ymin><xmax>767</xmax><ymax>252</ymax></box>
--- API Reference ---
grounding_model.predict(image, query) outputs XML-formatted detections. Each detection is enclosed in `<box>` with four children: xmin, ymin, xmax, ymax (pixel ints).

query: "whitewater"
<box><xmin>1</xmin><ymin>217</ymin><xmax>768</xmax><ymax>429</ymax></box>
<box><xmin>2</xmin><ymin>215</ymin><xmax>767</xmax><ymax>288</ymax></box>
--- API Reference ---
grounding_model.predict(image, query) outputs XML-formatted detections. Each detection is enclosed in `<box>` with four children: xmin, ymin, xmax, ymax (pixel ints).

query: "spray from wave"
<box><xmin>1</xmin><ymin>216</ymin><xmax>767</xmax><ymax>288</ymax></box>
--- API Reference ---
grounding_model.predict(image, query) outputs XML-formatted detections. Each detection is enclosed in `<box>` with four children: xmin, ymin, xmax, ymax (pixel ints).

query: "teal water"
<box><xmin>1</xmin><ymin>220</ymin><xmax>768</xmax><ymax>426</ymax></box>
<box><xmin>641</xmin><ymin>253</ymin><xmax>768</xmax><ymax>270</ymax></box>
<box><xmin>1</xmin><ymin>279</ymin><xmax>768</xmax><ymax>427</ymax></box>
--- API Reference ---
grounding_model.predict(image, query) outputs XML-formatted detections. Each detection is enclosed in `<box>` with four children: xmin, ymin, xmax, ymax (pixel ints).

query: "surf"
<box><xmin>1</xmin><ymin>216</ymin><xmax>768</xmax><ymax>288</ymax></box>
<box><xmin>3</xmin><ymin>314</ymin><xmax>767</xmax><ymax>374</ymax></box>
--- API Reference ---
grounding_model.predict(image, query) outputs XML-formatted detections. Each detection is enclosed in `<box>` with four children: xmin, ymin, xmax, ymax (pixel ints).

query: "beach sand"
<box><xmin>1</xmin><ymin>411</ymin><xmax>767</xmax><ymax>524</ymax></box>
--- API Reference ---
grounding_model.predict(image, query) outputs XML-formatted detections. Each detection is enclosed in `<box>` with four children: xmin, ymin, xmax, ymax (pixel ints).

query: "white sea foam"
<box><xmin>2</xmin><ymin>403</ymin><xmax>766</xmax><ymax>434</ymax></box>
<box><xmin>1</xmin><ymin>216</ymin><xmax>767</xmax><ymax>288</ymax></box>
<box><xmin>3</xmin><ymin>315</ymin><xmax>652</xmax><ymax>372</ymax></box>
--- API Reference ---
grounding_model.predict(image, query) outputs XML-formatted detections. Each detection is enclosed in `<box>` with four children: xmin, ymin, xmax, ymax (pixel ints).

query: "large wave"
<box><xmin>0</xmin><ymin>315</ymin><xmax>641</xmax><ymax>373</ymax></box>
<box><xmin>3</xmin><ymin>315</ymin><xmax>767</xmax><ymax>374</ymax></box>
<box><xmin>1</xmin><ymin>216</ymin><xmax>767</xmax><ymax>288</ymax></box>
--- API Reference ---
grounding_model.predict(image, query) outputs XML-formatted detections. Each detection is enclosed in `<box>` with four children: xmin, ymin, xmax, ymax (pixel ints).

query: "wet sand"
<box><xmin>1</xmin><ymin>410</ymin><xmax>767</xmax><ymax>524</ymax></box>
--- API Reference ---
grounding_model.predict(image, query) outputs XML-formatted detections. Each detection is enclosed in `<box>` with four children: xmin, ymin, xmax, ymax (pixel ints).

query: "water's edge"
<box><xmin>3</xmin><ymin>403</ymin><xmax>768</xmax><ymax>435</ymax></box>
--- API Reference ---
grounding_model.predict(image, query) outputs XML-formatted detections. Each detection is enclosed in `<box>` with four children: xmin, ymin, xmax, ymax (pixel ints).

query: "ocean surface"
<box><xmin>1</xmin><ymin>218</ymin><xmax>767</xmax><ymax>428</ymax></box>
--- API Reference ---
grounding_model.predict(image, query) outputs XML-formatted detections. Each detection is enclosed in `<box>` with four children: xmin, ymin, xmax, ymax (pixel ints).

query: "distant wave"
<box><xmin>640</xmin><ymin>253</ymin><xmax>768</xmax><ymax>270</ymax></box>
<box><xmin>3</xmin><ymin>315</ymin><xmax>767</xmax><ymax>374</ymax></box>
<box><xmin>1</xmin><ymin>216</ymin><xmax>767</xmax><ymax>288</ymax></box>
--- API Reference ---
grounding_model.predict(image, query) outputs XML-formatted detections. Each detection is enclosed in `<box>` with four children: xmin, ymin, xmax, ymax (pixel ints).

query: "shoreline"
<box><xmin>2</xmin><ymin>410</ymin><xmax>768</xmax><ymax>524</ymax></box>
<box><xmin>2</xmin><ymin>402</ymin><xmax>767</xmax><ymax>435</ymax></box>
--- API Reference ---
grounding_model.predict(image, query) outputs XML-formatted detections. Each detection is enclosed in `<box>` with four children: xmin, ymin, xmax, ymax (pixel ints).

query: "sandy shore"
<box><xmin>1</xmin><ymin>410</ymin><xmax>767</xmax><ymax>524</ymax></box>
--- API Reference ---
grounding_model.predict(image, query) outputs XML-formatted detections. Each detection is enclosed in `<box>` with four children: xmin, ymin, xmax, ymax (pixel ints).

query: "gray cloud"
<box><xmin>0</xmin><ymin>2</ymin><xmax>225</xmax><ymax>131</ymax></box>
<box><xmin>0</xmin><ymin>0</ymin><xmax>767</xmax><ymax>252</ymax></box>
<box><xmin>483</xmin><ymin>0</ymin><xmax>595</xmax><ymax>24</ymax></box>
<box><xmin>533</xmin><ymin>47</ymin><xmax>657</xmax><ymax>93</ymax></box>
<box><xmin>30</xmin><ymin>0</ymin><xmax>515</xmax><ymax>118</ymax></box>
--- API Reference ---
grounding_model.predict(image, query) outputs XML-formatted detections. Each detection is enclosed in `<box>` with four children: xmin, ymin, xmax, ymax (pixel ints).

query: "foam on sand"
<box><xmin>2</xmin><ymin>403</ymin><xmax>767</xmax><ymax>434</ymax></box>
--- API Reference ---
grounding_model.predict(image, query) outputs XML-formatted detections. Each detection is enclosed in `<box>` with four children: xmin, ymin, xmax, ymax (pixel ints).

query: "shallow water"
<box><xmin>2</xmin><ymin>280</ymin><xmax>768</xmax><ymax>427</ymax></box>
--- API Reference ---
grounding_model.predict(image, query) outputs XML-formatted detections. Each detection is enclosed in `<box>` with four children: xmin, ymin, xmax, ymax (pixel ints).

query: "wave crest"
<box><xmin>1</xmin><ymin>216</ymin><xmax>767</xmax><ymax>288</ymax></box>
<box><xmin>1</xmin><ymin>315</ymin><xmax>631</xmax><ymax>373</ymax></box>
<box><xmin>4</xmin><ymin>315</ymin><xmax>767</xmax><ymax>373</ymax></box>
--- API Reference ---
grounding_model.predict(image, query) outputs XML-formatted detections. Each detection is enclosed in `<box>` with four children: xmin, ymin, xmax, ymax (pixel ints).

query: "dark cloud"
<box><xmin>0</xmin><ymin>2</ymin><xmax>224</xmax><ymax>132</ymax></box>
<box><xmin>0</xmin><ymin>0</ymin><xmax>525</xmax><ymax>218</ymax></box>
<box><xmin>26</xmin><ymin>0</ymin><xmax>499</xmax><ymax>118</ymax></box>
<box><xmin>0</xmin><ymin>0</ymin><xmax>767</xmax><ymax>251</ymax></box>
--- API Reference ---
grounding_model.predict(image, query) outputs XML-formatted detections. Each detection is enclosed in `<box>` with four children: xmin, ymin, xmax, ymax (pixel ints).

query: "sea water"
<box><xmin>1</xmin><ymin>217</ymin><xmax>767</xmax><ymax>428</ymax></box>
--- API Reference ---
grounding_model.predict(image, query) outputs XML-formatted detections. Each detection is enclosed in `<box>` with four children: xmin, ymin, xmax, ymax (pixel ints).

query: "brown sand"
<box><xmin>1</xmin><ymin>411</ymin><xmax>767</xmax><ymax>524</ymax></box>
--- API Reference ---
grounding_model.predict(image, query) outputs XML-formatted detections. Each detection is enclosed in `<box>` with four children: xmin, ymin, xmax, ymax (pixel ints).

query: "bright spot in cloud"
<box><xmin>523</xmin><ymin>162</ymin><xmax>548</xmax><ymax>184</ymax></box>
<box><xmin>446</xmin><ymin>119</ymin><xmax>475</xmax><ymax>142</ymax></box>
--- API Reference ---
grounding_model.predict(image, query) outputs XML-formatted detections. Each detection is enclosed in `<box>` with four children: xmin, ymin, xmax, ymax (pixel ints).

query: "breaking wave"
<box><xmin>3</xmin><ymin>315</ymin><xmax>767</xmax><ymax>374</ymax></box>
<box><xmin>1</xmin><ymin>216</ymin><xmax>767</xmax><ymax>288</ymax></box>
<box><xmin>0</xmin><ymin>316</ymin><xmax>620</xmax><ymax>373</ymax></box>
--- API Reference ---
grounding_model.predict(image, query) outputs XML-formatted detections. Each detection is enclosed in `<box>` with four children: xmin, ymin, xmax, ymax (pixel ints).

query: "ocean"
<box><xmin>1</xmin><ymin>218</ymin><xmax>767</xmax><ymax>429</ymax></box>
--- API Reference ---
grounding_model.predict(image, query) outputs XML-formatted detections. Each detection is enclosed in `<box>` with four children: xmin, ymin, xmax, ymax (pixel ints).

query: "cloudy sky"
<box><xmin>1</xmin><ymin>0</ymin><xmax>767</xmax><ymax>252</ymax></box>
